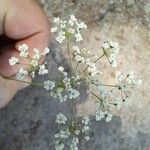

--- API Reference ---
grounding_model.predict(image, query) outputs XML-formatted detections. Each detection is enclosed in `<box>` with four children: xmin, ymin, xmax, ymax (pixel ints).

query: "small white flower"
<box><xmin>54</xmin><ymin>17</ymin><xmax>60</xmax><ymax>24</ymax></box>
<box><xmin>136</xmin><ymin>79</ymin><xmax>142</xmax><ymax>85</ymax></box>
<box><xmin>56</xmin><ymin>113</ymin><xmax>67</xmax><ymax>124</ymax></box>
<box><xmin>75</xmin><ymin>33</ymin><xmax>83</xmax><ymax>42</ymax></box>
<box><xmin>82</xmin><ymin>116</ymin><xmax>89</xmax><ymax>125</ymax></box>
<box><xmin>77</xmin><ymin>22</ymin><xmax>87</xmax><ymax>29</ymax></box>
<box><xmin>74</xmin><ymin>55</ymin><xmax>85</xmax><ymax>62</ymax></box>
<box><xmin>9</xmin><ymin>57</ymin><xmax>19</xmax><ymax>65</ymax></box>
<box><xmin>102</xmin><ymin>42</ymin><xmax>110</xmax><ymax>49</ymax></box>
<box><xmin>58</xmin><ymin>66</ymin><xmax>64</xmax><ymax>72</ymax></box>
<box><xmin>18</xmin><ymin>68</ymin><xmax>28</xmax><ymax>75</ymax></box>
<box><xmin>105</xmin><ymin>113</ymin><xmax>113</xmax><ymax>123</ymax></box>
<box><xmin>18</xmin><ymin>43</ymin><xmax>28</xmax><ymax>52</ymax></box>
<box><xmin>33</xmin><ymin>48</ymin><xmax>41</xmax><ymax>60</ymax></box>
<box><xmin>56</xmin><ymin>33</ymin><xmax>65</xmax><ymax>43</ymax></box>
<box><xmin>125</xmin><ymin>71</ymin><xmax>135</xmax><ymax>84</ymax></box>
<box><xmin>82</xmin><ymin>126</ymin><xmax>89</xmax><ymax>133</ymax></box>
<box><xmin>16</xmin><ymin>68</ymin><xmax>28</xmax><ymax>80</ymax></box>
<box><xmin>128</xmin><ymin>71</ymin><xmax>134</xmax><ymax>79</ymax></box>
<box><xmin>18</xmin><ymin>44</ymin><xmax>29</xmax><ymax>57</ymax></box>
<box><xmin>55</xmin><ymin>140</ymin><xmax>64</xmax><ymax>150</ymax></box>
<box><xmin>70</xmin><ymin>15</ymin><xmax>77</xmax><ymax>22</ymax></box>
<box><xmin>95</xmin><ymin>110</ymin><xmax>105</xmax><ymax>121</ymax></box>
<box><xmin>30</xmin><ymin>71</ymin><xmax>35</xmax><ymax>78</ymax></box>
<box><xmin>38</xmin><ymin>65</ymin><xmax>48</xmax><ymax>75</ymax></box>
<box><xmin>87</xmin><ymin>63</ymin><xmax>99</xmax><ymax>76</ymax></box>
<box><xmin>68</xmin><ymin>19</ymin><xmax>74</xmax><ymax>26</ymax></box>
<box><xmin>44</xmin><ymin>47</ymin><xmax>50</xmax><ymax>55</ymax></box>
<box><xmin>55</xmin><ymin>130</ymin><xmax>69</xmax><ymax>139</ymax></box>
<box><xmin>60</xmin><ymin>23</ymin><xmax>66</xmax><ymax>29</ymax></box>
<box><xmin>115</xmin><ymin>71</ymin><xmax>123</xmax><ymax>82</ymax></box>
<box><xmin>84</xmin><ymin>136</ymin><xmax>90</xmax><ymax>141</ymax></box>
<box><xmin>75</xmin><ymin>130</ymin><xmax>80</xmax><ymax>135</ymax></box>
<box><xmin>70</xmin><ymin>137</ymin><xmax>79</xmax><ymax>150</ymax></box>
<box><xmin>114</xmin><ymin>99</ymin><xmax>122</xmax><ymax>111</ymax></box>
<box><xmin>102</xmin><ymin>40</ymin><xmax>120</xmax><ymax>67</ymax></box>
<box><xmin>110</xmin><ymin>59</ymin><xmax>118</xmax><ymax>68</ymax></box>
<box><xmin>73</xmin><ymin>46</ymin><xmax>80</xmax><ymax>54</ymax></box>
<box><xmin>51</xmin><ymin>27</ymin><xmax>58</xmax><ymax>33</ymax></box>
<box><xmin>68</xmin><ymin>89</ymin><xmax>80</xmax><ymax>99</ymax></box>
<box><xmin>44</xmin><ymin>80</ymin><xmax>55</xmax><ymax>90</ymax></box>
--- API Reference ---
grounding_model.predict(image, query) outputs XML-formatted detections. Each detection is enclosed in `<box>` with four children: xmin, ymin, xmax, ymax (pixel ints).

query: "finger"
<box><xmin>0</xmin><ymin>75</ymin><xmax>31</xmax><ymax>109</ymax></box>
<box><xmin>0</xmin><ymin>0</ymin><xmax>50</xmax><ymax>77</ymax></box>
<box><xmin>4</xmin><ymin>0</ymin><xmax>50</xmax><ymax>51</ymax></box>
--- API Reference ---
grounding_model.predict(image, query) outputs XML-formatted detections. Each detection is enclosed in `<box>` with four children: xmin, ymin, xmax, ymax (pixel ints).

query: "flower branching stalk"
<box><xmin>67</xmin><ymin>40</ymin><xmax>72</xmax><ymax>70</ymax></box>
<box><xmin>4</xmin><ymin>76</ymin><xmax>44</xmax><ymax>87</ymax></box>
<box><xmin>79</xmin><ymin>52</ymin><xmax>105</xmax><ymax>76</ymax></box>
<box><xmin>6</xmin><ymin>15</ymin><xmax>142</xmax><ymax>150</ymax></box>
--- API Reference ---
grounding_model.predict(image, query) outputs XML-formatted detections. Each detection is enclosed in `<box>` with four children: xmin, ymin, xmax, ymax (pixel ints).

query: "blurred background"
<box><xmin>0</xmin><ymin>0</ymin><xmax>150</xmax><ymax>149</ymax></box>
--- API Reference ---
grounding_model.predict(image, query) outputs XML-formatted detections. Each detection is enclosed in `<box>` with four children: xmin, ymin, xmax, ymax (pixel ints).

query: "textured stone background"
<box><xmin>0</xmin><ymin>0</ymin><xmax>150</xmax><ymax>150</ymax></box>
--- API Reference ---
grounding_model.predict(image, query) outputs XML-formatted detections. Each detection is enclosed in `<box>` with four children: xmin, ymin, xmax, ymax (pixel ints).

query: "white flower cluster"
<box><xmin>70</xmin><ymin>137</ymin><xmax>79</xmax><ymax>150</ymax></box>
<box><xmin>73</xmin><ymin>46</ymin><xmax>87</xmax><ymax>63</ymax></box>
<box><xmin>115</xmin><ymin>71</ymin><xmax>142</xmax><ymax>93</ymax></box>
<box><xmin>16</xmin><ymin>68</ymin><xmax>28</xmax><ymax>80</ymax></box>
<box><xmin>44</xmin><ymin>80</ymin><xmax>55</xmax><ymax>90</ymax></box>
<box><xmin>81</xmin><ymin>116</ymin><xmax>90</xmax><ymax>141</ymax></box>
<box><xmin>95</xmin><ymin>110</ymin><xmax>113</xmax><ymax>123</ymax></box>
<box><xmin>54</xmin><ymin>115</ymin><xmax>90</xmax><ymax>150</ymax></box>
<box><xmin>9</xmin><ymin>57</ymin><xmax>19</xmax><ymax>66</ymax></box>
<box><xmin>55</xmin><ymin>140</ymin><xmax>64</xmax><ymax>150</ymax></box>
<box><xmin>18</xmin><ymin>44</ymin><xmax>29</xmax><ymax>57</ymax></box>
<box><xmin>97</xmin><ymin>86</ymin><xmax>118</xmax><ymax>110</ymax></box>
<box><xmin>92</xmin><ymin>70</ymin><xmax>142</xmax><ymax>123</ymax></box>
<box><xmin>55</xmin><ymin>129</ymin><xmax>70</xmax><ymax>139</ymax></box>
<box><xmin>73</xmin><ymin>46</ymin><xmax>99</xmax><ymax>77</ymax></box>
<box><xmin>102</xmin><ymin>40</ymin><xmax>120</xmax><ymax>68</ymax></box>
<box><xmin>9</xmin><ymin>43</ymin><xmax>50</xmax><ymax>80</ymax></box>
<box><xmin>46</xmin><ymin>66</ymin><xmax>80</xmax><ymax>102</ymax></box>
<box><xmin>116</xmin><ymin>71</ymin><xmax>142</xmax><ymax>85</ymax></box>
<box><xmin>51</xmin><ymin>15</ymin><xmax>87</xmax><ymax>43</ymax></box>
<box><xmin>87</xmin><ymin>61</ymin><xmax>99</xmax><ymax>77</ymax></box>
<box><xmin>56</xmin><ymin>113</ymin><xmax>67</xmax><ymax>124</ymax></box>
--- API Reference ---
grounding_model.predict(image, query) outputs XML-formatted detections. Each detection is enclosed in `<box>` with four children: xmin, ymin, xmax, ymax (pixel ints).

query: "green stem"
<box><xmin>90</xmin><ymin>90</ymin><xmax>116</xmax><ymax>109</ymax></box>
<box><xmin>25</xmin><ymin>56</ymin><xmax>32</xmax><ymax>63</ymax></box>
<box><xmin>79</xmin><ymin>53</ymin><xmax>105</xmax><ymax>75</ymax></box>
<box><xmin>70</xmin><ymin>99</ymin><xmax>76</xmax><ymax>124</ymax></box>
<box><xmin>74</xmin><ymin>62</ymin><xmax>80</xmax><ymax>75</ymax></box>
<box><xmin>90</xmin><ymin>90</ymin><xmax>103</xmax><ymax>102</ymax></box>
<box><xmin>93</xmin><ymin>53</ymin><xmax>105</xmax><ymax>63</ymax></box>
<box><xmin>17</xmin><ymin>63</ymin><xmax>31</xmax><ymax>66</ymax></box>
<box><xmin>67</xmin><ymin>40</ymin><xmax>72</xmax><ymax>70</ymax></box>
<box><xmin>98</xmin><ymin>83</ymin><xmax>118</xmax><ymax>88</ymax></box>
<box><xmin>66</xmin><ymin>40</ymin><xmax>76</xmax><ymax>123</ymax></box>
<box><xmin>90</xmin><ymin>80</ymin><xmax>119</xmax><ymax>88</ymax></box>
<box><xmin>4</xmin><ymin>76</ymin><xmax>43</xmax><ymax>87</ymax></box>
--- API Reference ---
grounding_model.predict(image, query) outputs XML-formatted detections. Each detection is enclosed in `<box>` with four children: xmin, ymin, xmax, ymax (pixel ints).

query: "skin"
<box><xmin>0</xmin><ymin>0</ymin><xmax>50</xmax><ymax>108</ymax></box>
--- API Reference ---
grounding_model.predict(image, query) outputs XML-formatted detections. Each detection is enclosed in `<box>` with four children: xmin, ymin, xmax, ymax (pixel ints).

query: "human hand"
<box><xmin>0</xmin><ymin>0</ymin><xmax>50</xmax><ymax>108</ymax></box>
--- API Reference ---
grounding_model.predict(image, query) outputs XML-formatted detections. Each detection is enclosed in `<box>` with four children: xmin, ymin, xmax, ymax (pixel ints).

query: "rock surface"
<box><xmin>0</xmin><ymin>0</ymin><xmax>150</xmax><ymax>150</ymax></box>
